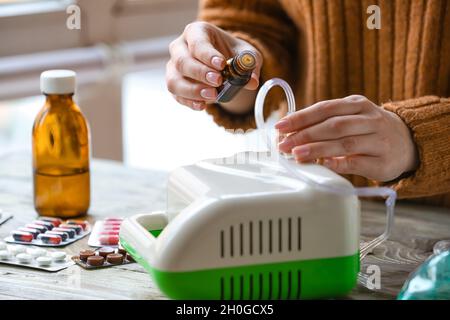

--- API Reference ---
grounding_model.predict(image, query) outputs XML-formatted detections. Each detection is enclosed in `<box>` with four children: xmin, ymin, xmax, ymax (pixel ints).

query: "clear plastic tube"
<box><xmin>255</xmin><ymin>78</ymin><xmax>396</xmax><ymax>259</ymax></box>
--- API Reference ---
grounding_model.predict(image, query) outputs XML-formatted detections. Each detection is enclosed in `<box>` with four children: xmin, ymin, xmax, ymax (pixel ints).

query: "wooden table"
<box><xmin>1</xmin><ymin>152</ymin><xmax>449</xmax><ymax>300</ymax></box>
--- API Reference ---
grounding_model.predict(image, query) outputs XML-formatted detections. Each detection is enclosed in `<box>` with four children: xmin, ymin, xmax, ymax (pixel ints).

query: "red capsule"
<box><xmin>11</xmin><ymin>231</ymin><xmax>33</xmax><ymax>242</ymax></box>
<box><xmin>59</xmin><ymin>224</ymin><xmax>82</xmax><ymax>235</ymax></box>
<box><xmin>45</xmin><ymin>231</ymin><xmax>68</xmax><ymax>241</ymax></box>
<box><xmin>33</xmin><ymin>220</ymin><xmax>54</xmax><ymax>230</ymax></box>
<box><xmin>102</xmin><ymin>225</ymin><xmax>120</xmax><ymax>231</ymax></box>
<box><xmin>104</xmin><ymin>221</ymin><xmax>122</xmax><ymax>226</ymax></box>
<box><xmin>53</xmin><ymin>227</ymin><xmax>75</xmax><ymax>239</ymax></box>
<box><xmin>39</xmin><ymin>217</ymin><xmax>62</xmax><ymax>227</ymax></box>
<box><xmin>104</xmin><ymin>218</ymin><xmax>123</xmax><ymax>222</ymax></box>
<box><xmin>99</xmin><ymin>235</ymin><xmax>119</xmax><ymax>245</ymax></box>
<box><xmin>37</xmin><ymin>233</ymin><xmax>62</xmax><ymax>244</ymax></box>
<box><xmin>99</xmin><ymin>230</ymin><xmax>120</xmax><ymax>236</ymax></box>
<box><xmin>25</xmin><ymin>224</ymin><xmax>46</xmax><ymax>233</ymax></box>
<box><xmin>18</xmin><ymin>227</ymin><xmax>40</xmax><ymax>239</ymax></box>
<box><xmin>66</xmin><ymin>220</ymin><xmax>88</xmax><ymax>231</ymax></box>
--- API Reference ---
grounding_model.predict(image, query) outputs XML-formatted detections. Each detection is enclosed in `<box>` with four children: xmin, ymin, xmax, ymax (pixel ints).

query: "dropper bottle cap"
<box><xmin>233</xmin><ymin>51</ymin><xmax>256</xmax><ymax>75</ymax></box>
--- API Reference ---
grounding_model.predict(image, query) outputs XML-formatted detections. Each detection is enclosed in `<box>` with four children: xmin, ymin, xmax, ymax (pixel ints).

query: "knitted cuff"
<box><xmin>382</xmin><ymin>96</ymin><xmax>450</xmax><ymax>198</ymax></box>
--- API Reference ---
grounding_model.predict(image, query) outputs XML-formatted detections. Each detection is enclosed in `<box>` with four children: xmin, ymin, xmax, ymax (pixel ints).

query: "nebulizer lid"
<box><xmin>254</xmin><ymin>78</ymin><xmax>397</xmax><ymax>259</ymax></box>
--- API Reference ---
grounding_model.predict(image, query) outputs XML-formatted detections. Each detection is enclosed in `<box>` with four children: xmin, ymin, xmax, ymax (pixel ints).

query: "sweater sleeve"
<box><xmin>198</xmin><ymin>0</ymin><xmax>298</xmax><ymax>130</ymax></box>
<box><xmin>381</xmin><ymin>96</ymin><xmax>450</xmax><ymax>199</ymax></box>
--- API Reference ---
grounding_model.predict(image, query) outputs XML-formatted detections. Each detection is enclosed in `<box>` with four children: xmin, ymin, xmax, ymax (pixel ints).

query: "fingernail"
<box><xmin>293</xmin><ymin>146</ymin><xmax>310</xmax><ymax>158</ymax></box>
<box><xmin>245</xmin><ymin>75</ymin><xmax>259</xmax><ymax>90</ymax></box>
<box><xmin>206</xmin><ymin>72</ymin><xmax>220</xmax><ymax>86</ymax></box>
<box><xmin>275</xmin><ymin>119</ymin><xmax>289</xmax><ymax>130</ymax></box>
<box><xmin>200</xmin><ymin>88</ymin><xmax>217</xmax><ymax>100</ymax></box>
<box><xmin>278</xmin><ymin>139</ymin><xmax>293</xmax><ymax>152</ymax></box>
<box><xmin>192</xmin><ymin>102</ymin><xmax>204</xmax><ymax>110</ymax></box>
<box><xmin>323</xmin><ymin>158</ymin><xmax>333</xmax><ymax>168</ymax></box>
<box><xmin>251</xmin><ymin>73</ymin><xmax>260</xmax><ymax>87</ymax></box>
<box><xmin>211</xmin><ymin>56</ymin><xmax>224</xmax><ymax>69</ymax></box>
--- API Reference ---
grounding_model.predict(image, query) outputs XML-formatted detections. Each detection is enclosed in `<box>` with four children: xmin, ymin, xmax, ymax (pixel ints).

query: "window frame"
<box><xmin>0</xmin><ymin>0</ymin><xmax>198</xmax><ymax>100</ymax></box>
<box><xmin>0</xmin><ymin>0</ymin><xmax>198</xmax><ymax>57</ymax></box>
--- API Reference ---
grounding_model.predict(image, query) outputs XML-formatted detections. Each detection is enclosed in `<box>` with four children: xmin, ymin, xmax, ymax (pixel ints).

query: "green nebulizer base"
<box><xmin>121</xmin><ymin>233</ymin><xmax>359</xmax><ymax>300</ymax></box>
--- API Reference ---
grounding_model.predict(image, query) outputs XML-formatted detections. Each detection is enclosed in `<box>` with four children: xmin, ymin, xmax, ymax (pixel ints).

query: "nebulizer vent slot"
<box><xmin>220</xmin><ymin>270</ymin><xmax>302</xmax><ymax>300</ymax></box>
<box><xmin>219</xmin><ymin>217</ymin><xmax>303</xmax><ymax>259</ymax></box>
<box><xmin>254</xmin><ymin>78</ymin><xmax>396</xmax><ymax>260</ymax></box>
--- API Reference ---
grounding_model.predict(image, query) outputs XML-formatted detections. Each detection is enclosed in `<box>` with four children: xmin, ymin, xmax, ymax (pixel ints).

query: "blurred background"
<box><xmin>0</xmin><ymin>0</ymin><xmax>263</xmax><ymax>172</ymax></box>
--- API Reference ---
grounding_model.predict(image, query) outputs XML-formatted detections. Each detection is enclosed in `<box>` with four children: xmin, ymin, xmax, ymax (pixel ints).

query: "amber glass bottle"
<box><xmin>216</xmin><ymin>50</ymin><xmax>256</xmax><ymax>103</ymax></box>
<box><xmin>32</xmin><ymin>70</ymin><xmax>90</xmax><ymax>217</ymax></box>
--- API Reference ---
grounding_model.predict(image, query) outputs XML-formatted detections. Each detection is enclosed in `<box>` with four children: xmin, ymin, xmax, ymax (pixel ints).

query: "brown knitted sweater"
<box><xmin>199</xmin><ymin>0</ymin><xmax>450</xmax><ymax>207</ymax></box>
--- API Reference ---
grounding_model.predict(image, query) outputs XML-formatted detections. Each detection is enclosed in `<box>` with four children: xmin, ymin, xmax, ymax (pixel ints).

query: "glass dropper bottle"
<box><xmin>216</xmin><ymin>51</ymin><xmax>257</xmax><ymax>103</ymax></box>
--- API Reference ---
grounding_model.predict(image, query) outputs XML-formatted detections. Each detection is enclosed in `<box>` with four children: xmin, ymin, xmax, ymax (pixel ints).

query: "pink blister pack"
<box><xmin>87</xmin><ymin>218</ymin><xmax>123</xmax><ymax>247</ymax></box>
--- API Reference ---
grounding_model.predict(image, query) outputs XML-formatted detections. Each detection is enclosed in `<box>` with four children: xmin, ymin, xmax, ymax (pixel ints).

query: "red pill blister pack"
<box><xmin>87</xmin><ymin>218</ymin><xmax>123</xmax><ymax>247</ymax></box>
<box><xmin>4</xmin><ymin>217</ymin><xmax>91</xmax><ymax>247</ymax></box>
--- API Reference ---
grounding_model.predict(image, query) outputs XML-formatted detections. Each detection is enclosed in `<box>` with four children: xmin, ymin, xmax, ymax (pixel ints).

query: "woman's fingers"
<box><xmin>173</xmin><ymin>95</ymin><xmax>206</xmax><ymax>111</ymax></box>
<box><xmin>321</xmin><ymin>155</ymin><xmax>384</xmax><ymax>180</ymax></box>
<box><xmin>275</xmin><ymin>96</ymin><xmax>365</xmax><ymax>133</ymax></box>
<box><xmin>169</xmin><ymin>38</ymin><xmax>223</xmax><ymax>87</ymax></box>
<box><xmin>166</xmin><ymin>62</ymin><xmax>218</xmax><ymax>101</ymax></box>
<box><xmin>167</xmin><ymin>22</ymin><xmax>227</xmax><ymax>110</ymax></box>
<box><xmin>169</xmin><ymin>77</ymin><xmax>217</xmax><ymax>101</ymax></box>
<box><xmin>278</xmin><ymin>115</ymin><xmax>376</xmax><ymax>153</ymax></box>
<box><xmin>240</xmin><ymin>48</ymin><xmax>262</xmax><ymax>90</ymax></box>
<box><xmin>183</xmin><ymin>22</ymin><xmax>226</xmax><ymax>70</ymax></box>
<box><xmin>291</xmin><ymin>134</ymin><xmax>380</xmax><ymax>162</ymax></box>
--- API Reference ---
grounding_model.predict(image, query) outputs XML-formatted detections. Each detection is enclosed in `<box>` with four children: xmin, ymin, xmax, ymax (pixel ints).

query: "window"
<box><xmin>0</xmin><ymin>95</ymin><xmax>41</xmax><ymax>154</ymax></box>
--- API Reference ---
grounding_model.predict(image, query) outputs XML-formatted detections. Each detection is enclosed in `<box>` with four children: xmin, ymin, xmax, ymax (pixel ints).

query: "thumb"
<box><xmin>245</xmin><ymin>72</ymin><xmax>261</xmax><ymax>90</ymax></box>
<box><xmin>243</xmin><ymin>50</ymin><xmax>262</xmax><ymax>91</ymax></box>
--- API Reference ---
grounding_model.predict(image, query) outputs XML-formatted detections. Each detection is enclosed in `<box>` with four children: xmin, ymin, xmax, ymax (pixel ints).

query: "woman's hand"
<box><xmin>276</xmin><ymin>95</ymin><xmax>419</xmax><ymax>182</ymax></box>
<box><xmin>166</xmin><ymin>21</ymin><xmax>262</xmax><ymax>112</ymax></box>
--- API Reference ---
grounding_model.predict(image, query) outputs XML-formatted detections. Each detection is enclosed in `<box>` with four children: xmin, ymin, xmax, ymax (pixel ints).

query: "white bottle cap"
<box><xmin>40</xmin><ymin>70</ymin><xmax>76</xmax><ymax>94</ymax></box>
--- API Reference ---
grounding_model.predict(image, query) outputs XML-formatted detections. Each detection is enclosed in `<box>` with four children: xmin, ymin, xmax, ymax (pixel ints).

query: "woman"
<box><xmin>166</xmin><ymin>0</ymin><xmax>450</xmax><ymax>207</ymax></box>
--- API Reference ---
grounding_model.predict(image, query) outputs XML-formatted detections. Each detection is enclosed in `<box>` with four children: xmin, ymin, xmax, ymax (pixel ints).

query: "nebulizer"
<box><xmin>255</xmin><ymin>78</ymin><xmax>396</xmax><ymax>260</ymax></box>
<box><xmin>120</xmin><ymin>78</ymin><xmax>397</xmax><ymax>300</ymax></box>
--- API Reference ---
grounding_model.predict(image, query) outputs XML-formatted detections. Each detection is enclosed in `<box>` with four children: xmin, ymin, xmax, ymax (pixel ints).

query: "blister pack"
<box><xmin>72</xmin><ymin>246</ymin><xmax>134</xmax><ymax>269</ymax></box>
<box><xmin>0</xmin><ymin>242</ymin><xmax>73</xmax><ymax>272</ymax></box>
<box><xmin>4</xmin><ymin>217</ymin><xmax>90</xmax><ymax>247</ymax></box>
<box><xmin>87</xmin><ymin>218</ymin><xmax>123</xmax><ymax>247</ymax></box>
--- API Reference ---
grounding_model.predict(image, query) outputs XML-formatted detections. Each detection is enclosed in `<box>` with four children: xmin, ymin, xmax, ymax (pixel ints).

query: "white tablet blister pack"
<box><xmin>0</xmin><ymin>242</ymin><xmax>74</xmax><ymax>272</ymax></box>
